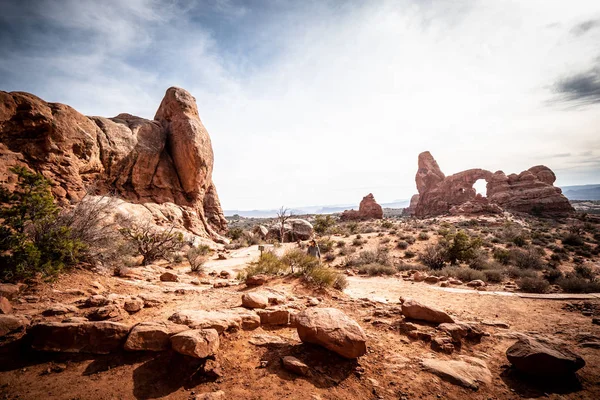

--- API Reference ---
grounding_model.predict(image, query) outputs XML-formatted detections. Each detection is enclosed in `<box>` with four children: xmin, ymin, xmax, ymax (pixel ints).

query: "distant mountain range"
<box><xmin>224</xmin><ymin>200</ymin><xmax>410</xmax><ymax>218</ymax></box>
<box><xmin>561</xmin><ymin>184</ymin><xmax>600</xmax><ymax>201</ymax></box>
<box><xmin>225</xmin><ymin>185</ymin><xmax>600</xmax><ymax>218</ymax></box>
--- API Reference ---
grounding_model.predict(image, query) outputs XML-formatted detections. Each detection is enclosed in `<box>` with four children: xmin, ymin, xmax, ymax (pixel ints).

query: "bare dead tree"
<box><xmin>276</xmin><ymin>206</ymin><xmax>293</xmax><ymax>243</ymax></box>
<box><xmin>119</xmin><ymin>219</ymin><xmax>184</xmax><ymax>265</ymax></box>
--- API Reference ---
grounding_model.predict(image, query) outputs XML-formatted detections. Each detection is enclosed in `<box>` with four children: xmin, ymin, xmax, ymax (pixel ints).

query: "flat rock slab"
<box><xmin>421</xmin><ymin>356</ymin><xmax>492</xmax><ymax>390</ymax></box>
<box><xmin>249</xmin><ymin>334</ymin><xmax>288</xmax><ymax>346</ymax></box>
<box><xmin>0</xmin><ymin>315</ymin><xmax>28</xmax><ymax>337</ymax></box>
<box><xmin>29</xmin><ymin>321</ymin><xmax>131</xmax><ymax>354</ymax></box>
<box><xmin>169</xmin><ymin>309</ymin><xmax>260</xmax><ymax>333</ymax></box>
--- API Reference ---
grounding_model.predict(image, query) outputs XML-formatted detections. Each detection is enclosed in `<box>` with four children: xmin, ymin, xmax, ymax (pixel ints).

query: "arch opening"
<box><xmin>473</xmin><ymin>179</ymin><xmax>488</xmax><ymax>198</ymax></box>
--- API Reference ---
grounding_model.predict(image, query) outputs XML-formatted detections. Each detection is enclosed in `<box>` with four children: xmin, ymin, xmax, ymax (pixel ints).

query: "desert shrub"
<box><xmin>0</xmin><ymin>167</ymin><xmax>86</xmax><ymax>282</ymax></box>
<box><xmin>574</xmin><ymin>264</ymin><xmax>596</xmax><ymax>280</ymax></box>
<box><xmin>405</xmin><ymin>236</ymin><xmax>416</xmax><ymax>245</ymax></box>
<box><xmin>323</xmin><ymin>253</ymin><xmax>336</xmax><ymax>262</ymax></box>
<box><xmin>380</xmin><ymin>237</ymin><xmax>391</xmax><ymax>244</ymax></box>
<box><xmin>187</xmin><ymin>245</ymin><xmax>212</xmax><ymax>272</ymax></box>
<box><xmin>418</xmin><ymin>232</ymin><xmax>429</xmax><ymax>241</ymax></box>
<box><xmin>281</xmin><ymin>248</ymin><xmax>319</xmax><ymax>274</ymax></box>
<box><xmin>436</xmin><ymin>266</ymin><xmax>486</xmax><ymax>282</ymax></box>
<box><xmin>243</xmin><ymin>251</ymin><xmax>288</xmax><ymax>278</ymax></box>
<box><xmin>396</xmin><ymin>263</ymin><xmax>429</xmax><ymax>272</ymax></box>
<box><xmin>352</xmin><ymin>237</ymin><xmax>365</xmax><ymax>247</ymax></box>
<box><xmin>314</xmin><ymin>215</ymin><xmax>336</xmax><ymax>234</ymax></box>
<box><xmin>397</xmin><ymin>240</ymin><xmax>409</xmax><ymax>250</ymax></box>
<box><xmin>509</xmin><ymin>247</ymin><xmax>544</xmax><ymax>270</ymax></box>
<box><xmin>227</xmin><ymin>227</ymin><xmax>244</xmax><ymax>240</ymax></box>
<box><xmin>556</xmin><ymin>276</ymin><xmax>600</xmax><ymax>293</ymax></box>
<box><xmin>492</xmin><ymin>248</ymin><xmax>511</xmax><ymax>265</ymax></box>
<box><xmin>119</xmin><ymin>221</ymin><xmax>184</xmax><ymax>266</ymax></box>
<box><xmin>562</xmin><ymin>233</ymin><xmax>584</xmax><ymax>247</ymax></box>
<box><xmin>337</xmin><ymin>240</ymin><xmax>346</xmax><ymax>248</ymax></box>
<box><xmin>333</xmin><ymin>273</ymin><xmax>349</xmax><ymax>290</ymax></box>
<box><xmin>418</xmin><ymin>244</ymin><xmax>446</xmax><ymax>270</ymax></box>
<box><xmin>404</xmin><ymin>250</ymin><xmax>416</xmax><ymax>258</ymax></box>
<box><xmin>518</xmin><ymin>277</ymin><xmax>550</xmax><ymax>293</ymax></box>
<box><xmin>304</xmin><ymin>265</ymin><xmax>342</xmax><ymax>288</ymax></box>
<box><xmin>544</xmin><ymin>268</ymin><xmax>563</xmax><ymax>283</ymax></box>
<box><xmin>357</xmin><ymin>263</ymin><xmax>396</xmax><ymax>276</ymax></box>
<box><xmin>317</xmin><ymin>238</ymin><xmax>334</xmax><ymax>254</ymax></box>
<box><xmin>347</xmin><ymin>248</ymin><xmax>390</xmax><ymax>267</ymax></box>
<box><xmin>501</xmin><ymin>223</ymin><xmax>528</xmax><ymax>246</ymax></box>
<box><xmin>483</xmin><ymin>269</ymin><xmax>505</xmax><ymax>283</ymax></box>
<box><xmin>506</xmin><ymin>266</ymin><xmax>537</xmax><ymax>279</ymax></box>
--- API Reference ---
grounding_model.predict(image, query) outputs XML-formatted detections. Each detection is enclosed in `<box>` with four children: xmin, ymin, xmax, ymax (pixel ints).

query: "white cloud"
<box><xmin>1</xmin><ymin>0</ymin><xmax>599</xmax><ymax>209</ymax></box>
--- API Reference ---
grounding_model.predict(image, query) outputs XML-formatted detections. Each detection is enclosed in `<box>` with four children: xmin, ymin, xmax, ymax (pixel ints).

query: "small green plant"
<box><xmin>418</xmin><ymin>232</ymin><xmax>429</xmax><ymax>241</ymax></box>
<box><xmin>397</xmin><ymin>240</ymin><xmax>409</xmax><ymax>250</ymax></box>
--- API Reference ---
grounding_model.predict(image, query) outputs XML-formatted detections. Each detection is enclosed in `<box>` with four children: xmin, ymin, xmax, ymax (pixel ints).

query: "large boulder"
<box><xmin>0</xmin><ymin>87</ymin><xmax>227</xmax><ymax>241</ymax></box>
<box><xmin>506</xmin><ymin>336</ymin><xmax>585</xmax><ymax>377</ymax></box>
<box><xmin>401</xmin><ymin>298</ymin><xmax>454</xmax><ymax>324</ymax></box>
<box><xmin>124</xmin><ymin>321</ymin><xmax>187</xmax><ymax>351</ymax></box>
<box><xmin>267</xmin><ymin>219</ymin><xmax>314</xmax><ymax>241</ymax></box>
<box><xmin>0</xmin><ymin>315</ymin><xmax>28</xmax><ymax>338</ymax></box>
<box><xmin>170</xmin><ymin>329</ymin><xmax>219</xmax><ymax>358</ymax></box>
<box><xmin>340</xmin><ymin>193</ymin><xmax>384</xmax><ymax>221</ymax></box>
<box><xmin>295</xmin><ymin>308</ymin><xmax>367</xmax><ymax>359</ymax></box>
<box><xmin>29</xmin><ymin>321</ymin><xmax>130</xmax><ymax>354</ymax></box>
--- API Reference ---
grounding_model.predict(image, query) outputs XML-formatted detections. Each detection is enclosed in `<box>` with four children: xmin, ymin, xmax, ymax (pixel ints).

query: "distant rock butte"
<box><xmin>0</xmin><ymin>87</ymin><xmax>227</xmax><ymax>241</ymax></box>
<box><xmin>341</xmin><ymin>193</ymin><xmax>383</xmax><ymax>221</ymax></box>
<box><xmin>411</xmin><ymin>151</ymin><xmax>573</xmax><ymax>217</ymax></box>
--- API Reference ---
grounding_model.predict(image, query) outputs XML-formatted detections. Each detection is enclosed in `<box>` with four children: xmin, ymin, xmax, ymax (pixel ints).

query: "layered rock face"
<box><xmin>0</xmin><ymin>87</ymin><xmax>227</xmax><ymax>241</ymax></box>
<box><xmin>340</xmin><ymin>193</ymin><xmax>383</xmax><ymax>220</ymax></box>
<box><xmin>412</xmin><ymin>152</ymin><xmax>573</xmax><ymax>217</ymax></box>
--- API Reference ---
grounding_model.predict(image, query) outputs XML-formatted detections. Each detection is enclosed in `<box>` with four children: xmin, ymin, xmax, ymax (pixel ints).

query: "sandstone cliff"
<box><xmin>412</xmin><ymin>152</ymin><xmax>573</xmax><ymax>218</ymax></box>
<box><xmin>0</xmin><ymin>87</ymin><xmax>227</xmax><ymax>242</ymax></box>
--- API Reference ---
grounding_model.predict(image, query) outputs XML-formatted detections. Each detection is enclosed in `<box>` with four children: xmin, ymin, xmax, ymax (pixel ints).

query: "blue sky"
<box><xmin>1</xmin><ymin>0</ymin><xmax>599</xmax><ymax>210</ymax></box>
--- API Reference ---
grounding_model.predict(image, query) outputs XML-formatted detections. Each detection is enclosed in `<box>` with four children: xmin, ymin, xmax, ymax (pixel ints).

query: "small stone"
<box><xmin>170</xmin><ymin>329</ymin><xmax>219</xmax><ymax>359</ymax></box>
<box><xmin>123</xmin><ymin>297</ymin><xmax>144</xmax><ymax>313</ymax></box>
<box><xmin>160</xmin><ymin>272</ymin><xmax>178</xmax><ymax>282</ymax></box>
<box><xmin>0</xmin><ymin>297</ymin><xmax>13</xmax><ymax>314</ymax></box>
<box><xmin>282</xmin><ymin>356</ymin><xmax>310</xmax><ymax>376</ymax></box>
<box><xmin>241</xmin><ymin>293</ymin><xmax>268</xmax><ymax>309</ymax></box>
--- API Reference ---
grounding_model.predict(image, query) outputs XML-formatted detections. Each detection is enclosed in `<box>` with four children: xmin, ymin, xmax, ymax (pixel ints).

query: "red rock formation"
<box><xmin>0</xmin><ymin>87</ymin><xmax>227</xmax><ymax>241</ymax></box>
<box><xmin>413</xmin><ymin>152</ymin><xmax>573</xmax><ymax>217</ymax></box>
<box><xmin>341</xmin><ymin>193</ymin><xmax>383</xmax><ymax>220</ymax></box>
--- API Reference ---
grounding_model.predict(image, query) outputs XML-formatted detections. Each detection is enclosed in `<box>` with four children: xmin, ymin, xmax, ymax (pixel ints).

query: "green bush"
<box><xmin>562</xmin><ymin>233</ymin><xmax>584</xmax><ymax>247</ymax></box>
<box><xmin>227</xmin><ymin>227</ymin><xmax>244</xmax><ymax>240</ymax></box>
<box><xmin>544</xmin><ymin>268</ymin><xmax>563</xmax><ymax>283</ymax></box>
<box><xmin>436</xmin><ymin>266</ymin><xmax>486</xmax><ymax>282</ymax></box>
<box><xmin>242</xmin><ymin>251</ymin><xmax>288</xmax><ymax>278</ymax></box>
<box><xmin>518</xmin><ymin>277</ymin><xmax>550</xmax><ymax>293</ymax></box>
<box><xmin>304</xmin><ymin>265</ymin><xmax>345</xmax><ymax>289</ymax></box>
<box><xmin>347</xmin><ymin>248</ymin><xmax>391</xmax><ymax>267</ymax></box>
<box><xmin>443</xmin><ymin>231</ymin><xmax>482</xmax><ymax>265</ymax></box>
<box><xmin>314</xmin><ymin>215</ymin><xmax>336</xmax><ymax>234</ymax></box>
<box><xmin>317</xmin><ymin>238</ymin><xmax>334</xmax><ymax>254</ymax></box>
<box><xmin>404</xmin><ymin>250</ymin><xmax>416</xmax><ymax>258</ymax></box>
<box><xmin>281</xmin><ymin>248</ymin><xmax>319</xmax><ymax>274</ymax></box>
<box><xmin>0</xmin><ymin>167</ymin><xmax>85</xmax><ymax>282</ymax></box>
<box><xmin>483</xmin><ymin>269</ymin><xmax>505</xmax><ymax>283</ymax></box>
<box><xmin>492</xmin><ymin>248</ymin><xmax>511</xmax><ymax>265</ymax></box>
<box><xmin>506</xmin><ymin>266</ymin><xmax>538</xmax><ymax>279</ymax></box>
<box><xmin>418</xmin><ymin>232</ymin><xmax>430</xmax><ymax>241</ymax></box>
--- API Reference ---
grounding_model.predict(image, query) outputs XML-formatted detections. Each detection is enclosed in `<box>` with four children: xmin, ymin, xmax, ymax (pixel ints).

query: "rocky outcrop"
<box><xmin>295</xmin><ymin>308</ymin><xmax>367</xmax><ymax>359</ymax></box>
<box><xmin>124</xmin><ymin>321</ymin><xmax>187</xmax><ymax>351</ymax></box>
<box><xmin>0</xmin><ymin>87</ymin><xmax>227</xmax><ymax>242</ymax></box>
<box><xmin>413</xmin><ymin>151</ymin><xmax>573</xmax><ymax>217</ymax></box>
<box><xmin>170</xmin><ymin>329</ymin><xmax>219</xmax><ymax>359</ymax></box>
<box><xmin>340</xmin><ymin>193</ymin><xmax>384</xmax><ymax>221</ymax></box>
